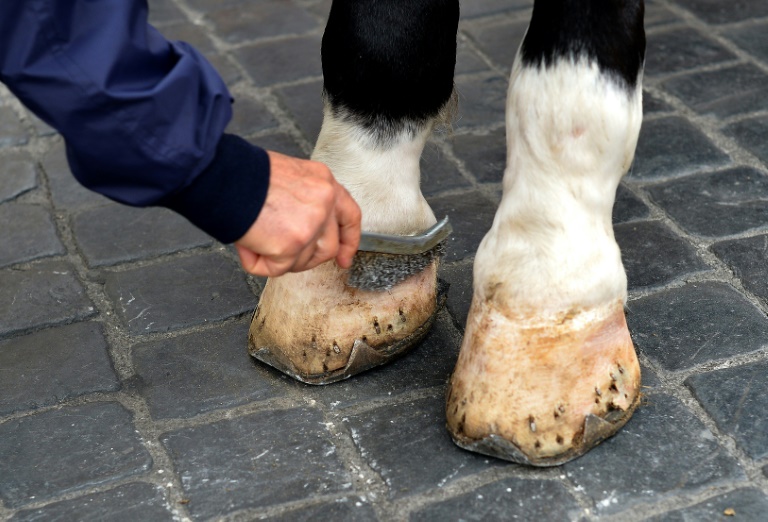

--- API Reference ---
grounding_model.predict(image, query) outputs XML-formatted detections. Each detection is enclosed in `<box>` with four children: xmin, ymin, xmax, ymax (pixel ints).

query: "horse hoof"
<box><xmin>445</xmin><ymin>300</ymin><xmax>641</xmax><ymax>466</ymax></box>
<box><xmin>248</xmin><ymin>261</ymin><xmax>446</xmax><ymax>385</ymax></box>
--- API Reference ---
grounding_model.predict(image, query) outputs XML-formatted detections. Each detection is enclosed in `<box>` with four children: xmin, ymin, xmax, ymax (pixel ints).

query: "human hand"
<box><xmin>234</xmin><ymin>150</ymin><xmax>361</xmax><ymax>277</ymax></box>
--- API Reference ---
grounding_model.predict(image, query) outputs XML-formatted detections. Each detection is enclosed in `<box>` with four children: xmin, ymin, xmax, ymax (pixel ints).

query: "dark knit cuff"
<box><xmin>160</xmin><ymin>134</ymin><xmax>271</xmax><ymax>243</ymax></box>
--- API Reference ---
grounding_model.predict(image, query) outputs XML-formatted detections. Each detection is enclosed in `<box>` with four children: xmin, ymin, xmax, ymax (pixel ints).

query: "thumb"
<box><xmin>235</xmin><ymin>244</ymin><xmax>260</xmax><ymax>274</ymax></box>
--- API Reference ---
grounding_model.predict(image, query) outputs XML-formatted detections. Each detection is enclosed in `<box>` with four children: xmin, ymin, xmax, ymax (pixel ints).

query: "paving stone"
<box><xmin>0</xmin><ymin>402</ymin><xmax>153</xmax><ymax>509</ymax></box>
<box><xmin>645</xmin><ymin>1</ymin><xmax>681</xmax><ymax>28</ymax></box>
<box><xmin>463</xmin><ymin>19</ymin><xmax>528</xmax><ymax>71</ymax></box>
<box><xmin>147</xmin><ymin>0</ymin><xmax>186</xmax><ymax>26</ymax></box>
<box><xmin>440</xmin><ymin>261</ymin><xmax>474</xmax><ymax>329</ymax></box>
<box><xmin>723</xmin><ymin>115</ymin><xmax>768</xmax><ymax>166</ymax></box>
<box><xmin>185</xmin><ymin>0</ymin><xmax>245</xmax><ymax>11</ymax></box>
<box><xmin>0</xmin><ymin>261</ymin><xmax>95</xmax><ymax>338</ymax></box>
<box><xmin>456</xmin><ymin>41</ymin><xmax>491</xmax><ymax>76</ymax></box>
<box><xmin>454</xmin><ymin>75</ymin><xmax>508</xmax><ymax>130</ymax></box>
<box><xmin>712</xmin><ymin>234</ymin><xmax>768</xmax><ymax>307</ymax></box>
<box><xmin>0</xmin><ymin>153</ymin><xmax>36</xmax><ymax>203</ymax></box>
<box><xmin>428</xmin><ymin>191</ymin><xmax>497</xmax><ymax>262</ymax></box>
<box><xmin>615</xmin><ymin>221</ymin><xmax>709</xmax><ymax>290</ymax></box>
<box><xmin>723</xmin><ymin>22</ymin><xmax>768</xmax><ymax>63</ymax></box>
<box><xmin>685</xmin><ymin>360</ymin><xmax>768</xmax><ymax>460</ymax></box>
<box><xmin>11</xmin><ymin>483</ymin><xmax>173</xmax><ymax>522</ymax></box>
<box><xmin>160</xmin><ymin>22</ymin><xmax>216</xmax><ymax>54</ymax></box>
<box><xmin>103</xmin><ymin>253</ymin><xmax>256</xmax><ymax>335</ymax></box>
<box><xmin>72</xmin><ymin>205</ymin><xmax>212</xmax><ymax>267</ymax></box>
<box><xmin>207</xmin><ymin>0</ymin><xmax>318</xmax><ymax>44</ymax></box>
<box><xmin>452</xmin><ymin>127</ymin><xmax>506</xmax><ymax>183</ymax></box>
<box><xmin>0</xmin><ymin>203</ymin><xmax>64</xmax><ymax>268</ymax></box>
<box><xmin>613</xmin><ymin>185</ymin><xmax>650</xmax><ymax>224</ymax></box>
<box><xmin>630</xmin><ymin>116</ymin><xmax>730</xmax><ymax>180</ymax></box>
<box><xmin>647</xmin><ymin>488</ymin><xmax>768</xmax><ymax>522</ymax></box>
<box><xmin>131</xmin><ymin>319</ymin><xmax>286</xmax><ymax>419</ymax></box>
<box><xmin>161</xmin><ymin>407</ymin><xmax>350</xmax><ymax>519</ymax></box>
<box><xmin>0</xmin><ymin>106</ymin><xmax>29</xmax><ymax>147</ymax></box>
<box><xmin>345</xmin><ymin>396</ymin><xmax>499</xmax><ymax>499</ymax></box>
<box><xmin>420</xmin><ymin>141</ymin><xmax>470</xmax><ymax>196</ymax></box>
<box><xmin>251</xmin><ymin>132</ymin><xmax>307</xmax><ymax>159</ymax></box>
<box><xmin>206</xmin><ymin>53</ymin><xmax>243</xmax><ymax>86</ymax></box>
<box><xmin>25</xmin><ymin>112</ymin><xmax>57</xmax><ymax>138</ymax></box>
<box><xmin>41</xmin><ymin>141</ymin><xmax>108</xmax><ymax>210</ymax></box>
<box><xmin>671</xmin><ymin>0</ymin><xmax>768</xmax><ymax>24</ymax></box>
<box><xmin>0</xmin><ymin>322</ymin><xmax>119</xmax><ymax>415</ymax></box>
<box><xmin>235</xmin><ymin>35</ymin><xmax>323</xmax><ymax>86</ymax></box>
<box><xmin>648</xmin><ymin>167</ymin><xmax>768</xmax><ymax>238</ymax></box>
<box><xmin>661</xmin><ymin>64</ymin><xmax>768</xmax><ymax>119</ymax></box>
<box><xmin>410</xmin><ymin>478</ymin><xmax>581</xmax><ymax>521</ymax></box>
<box><xmin>227</xmin><ymin>95</ymin><xmax>279</xmax><ymax>136</ymax></box>
<box><xmin>627</xmin><ymin>282</ymin><xmax>768</xmax><ymax>371</ymax></box>
<box><xmin>643</xmin><ymin>91</ymin><xmax>674</xmax><ymax>114</ymax></box>
<box><xmin>302</xmin><ymin>311</ymin><xmax>462</xmax><ymax>408</ymax></box>
<box><xmin>460</xmin><ymin>0</ymin><xmax>531</xmax><ymax>19</ymax></box>
<box><xmin>645</xmin><ymin>28</ymin><xmax>736</xmax><ymax>77</ymax></box>
<box><xmin>261</xmin><ymin>498</ymin><xmax>376</xmax><ymax>522</ymax></box>
<box><xmin>275</xmin><ymin>79</ymin><xmax>324</xmax><ymax>144</ymax></box>
<box><xmin>564</xmin><ymin>394</ymin><xmax>743</xmax><ymax>516</ymax></box>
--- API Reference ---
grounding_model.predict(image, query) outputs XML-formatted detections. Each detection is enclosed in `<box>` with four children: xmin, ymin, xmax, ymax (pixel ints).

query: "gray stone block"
<box><xmin>344</xmin><ymin>396</ymin><xmax>499</xmax><ymax>499</ymax></box>
<box><xmin>0</xmin><ymin>261</ymin><xmax>95</xmax><ymax>338</ymax></box>
<box><xmin>452</xmin><ymin>127</ymin><xmax>506</xmax><ymax>183</ymax></box>
<box><xmin>160</xmin><ymin>21</ymin><xmax>216</xmax><ymax>54</ymax></box>
<box><xmin>0</xmin><ymin>402</ymin><xmax>153</xmax><ymax>509</ymax></box>
<box><xmin>647</xmin><ymin>488</ymin><xmax>768</xmax><ymax>521</ymax></box>
<box><xmin>420</xmin><ymin>141</ymin><xmax>470</xmax><ymax>196</ymax></box>
<box><xmin>630</xmin><ymin>116</ymin><xmax>730</xmax><ymax>180</ymax></box>
<box><xmin>627</xmin><ymin>282</ymin><xmax>768</xmax><ymax>371</ymax></box>
<box><xmin>40</xmin><ymin>141</ymin><xmax>107</xmax><ymax>210</ymax></box>
<box><xmin>428</xmin><ymin>191</ymin><xmax>497</xmax><ymax>262</ymax></box>
<box><xmin>685</xmin><ymin>360</ymin><xmax>768</xmax><ymax>460</ymax></box>
<box><xmin>0</xmin><ymin>153</ymin><xmax>36</xmax><ymax>203</ymax></box>
<box><xmin>456</xmin><ymin>41</ymin><xmax>491</xmax><ymax>76</ymax></box>
<box><xmin>463</xmin><ymin>19</ymin><xmax>528</xmax><ymax>70</ymax></box>
<box><xmin>645</xmin><ymin>2</ymin><xmax>681</xmax><ymax>28</ymax></box>
<box><xmin>454</xmin><ymin>75</ymin><xmax>508</xmax><ymax>130</ymax></box>
<box><xmin>460</xmin><ymin>0</ymin><xmax>531</xmax><ymax>19</ymax></box>
<box><xmin>130</xmin><ymin>319</ymin><xmax>287</xmax><ymax>419</ymax></box>
<box><xmin>712</xmin><ymin>234</ymin><xmax>768</xmax><ymax>307</ymax></box>
<box><xmin>440</xmin><ymin>261</ymin><xmax>474</xmax><ymax>330</ymax></box>
<box><xmin>564</xmin><ymin>394</ymin><xmax>743</xmax><ymax>516</ymax></box>
<box><xmin>235</xmin><ymin>35</ymin><xmax>323</xmax><ymax>86</ymax></box>
<box><xmin>261</xmin><ymin>498</ymin><xmax>376</xmax><ymax>522</ymax></box>
<box><xmin>0</xmin><ymin>106</ymin><xmax>29</xmax><ymax>148</ymax></box>
<box><xmin>672</xmin><ymin>0</ymin><xmax>768</xmax><ymax>24</ymax></box>
<box><xmin>147</xmin><ymin>0</ymin><xmax>186</xmax><ymax>26</ymax></box>
<box><xmin>301</xmin><ymin>311</ymin><xmax>462</xmax><ymax>408</ymax></box>
<box><xmin>72</xmin><ymin>205</ymin><xmax>212</xmax><ymax>268</ymax></box>
<box><xmin>0</xmin><ymin>203</ymin><xmax>64</xmax><ymax>268</ymax></box>
<box><xmin>410</xmin><ymin>478</ymin><xmax>581</xmax><ymax>521</ymax></box>
<box><xmin>103</xmin><ymin>253</ymin><xmax>256</xmax><ymax>335</ymax></box>
<box><xmin>0</xmin><ymin>322</ymin><xmax>119</xmax><ymax>415</ymax></box>
<box><xmin>274</xmin><ymin>79</ymin><xmax>324</xmax><ymax>144</ymax></box>
<box><xmin>613</xmin><ymin>185</ymin><xmax>650</xmax><ymax>224</ymax></box>
<box><xmin>723</xmin><ymin>115</ymin><xmax>768</xmax><ymax>166</ymax></box>
<box><xmin>648</xmin><ymin>167</ymin><xmax>768</xmax><ymax>238</ymax></box>
<box><xmin>161</xmin><ymin>408</ymin><xmax>351</xmax><ymax>519</ymax></box>
<box><xmin>251</xmin><ymin>133</ymin><xmax>307</xmax><ymax>159</ymax></box>
<box><xmin>724</xmin><ymin>21</ymin><xmax>768</xmax><ymax>63</ymax></box>
<box><xmin>11</xmin><ymin>483</ymin><xmax>174</xmax><ymax>522</ymax></box>
<box><xmin>645</xmin><ymin>28</ymin><xmax>736</xmax><ymax>77</ymax></box>
<box><xmin>643</xmin><ymin>91</ymin><xmax>674</xmax><ymax>114</ymax></box>
<box><xmin>615</xmin><ymin>221</ymin><xmax>709</xmax><ymax>290</ymax></box>
<box><xmin>227</xmin><ymin>95</ymin><xmax>280</xmax><ymax>136</ymax></box>
<box><xmin>207</xmin><ymin>0</ymin><xmax>318</xmax><ymax>44</ymax></box>
<box><xmin>661</xmin><ymin>64</ymin><xmax>768</xmax><ymax>119</ymax></box>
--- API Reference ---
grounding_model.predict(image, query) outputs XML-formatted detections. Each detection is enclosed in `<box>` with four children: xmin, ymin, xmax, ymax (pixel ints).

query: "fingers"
<box><xmin>334</xmin><ymin>186</ymin><xmax>362</xmax><ymax>269</ymax></box>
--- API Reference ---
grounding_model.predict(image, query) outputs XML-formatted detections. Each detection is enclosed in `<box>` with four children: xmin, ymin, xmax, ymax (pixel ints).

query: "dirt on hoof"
<box><xmin>248</xmin><ymin>260</ymin><xmax>445</xmax><ymax>384</ymax></box>
<box><xmin>445</xmin><ymin>300</ymin><xmax>641</xmax><ymax>466</ymax></box>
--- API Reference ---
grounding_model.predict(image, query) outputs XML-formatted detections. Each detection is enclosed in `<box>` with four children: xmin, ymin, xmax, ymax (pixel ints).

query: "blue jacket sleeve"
<box><xmin>0</xmin><ymin>0</ymin><xmax>270</xmax><ymax>243</ymax></box>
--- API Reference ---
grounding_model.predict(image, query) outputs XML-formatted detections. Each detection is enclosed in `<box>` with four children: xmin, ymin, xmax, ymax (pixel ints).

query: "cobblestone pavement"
<box><xmin>2</xmin><ymin>0</ymin><xmax>768</xmax><ymax>520</ymax></box>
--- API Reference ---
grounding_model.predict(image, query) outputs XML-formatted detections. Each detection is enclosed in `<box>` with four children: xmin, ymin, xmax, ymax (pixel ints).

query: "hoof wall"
<box><xmin>250</xmin><ymin>280</ymin><xmax>448</xmax><ymax>385</ymax></box>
